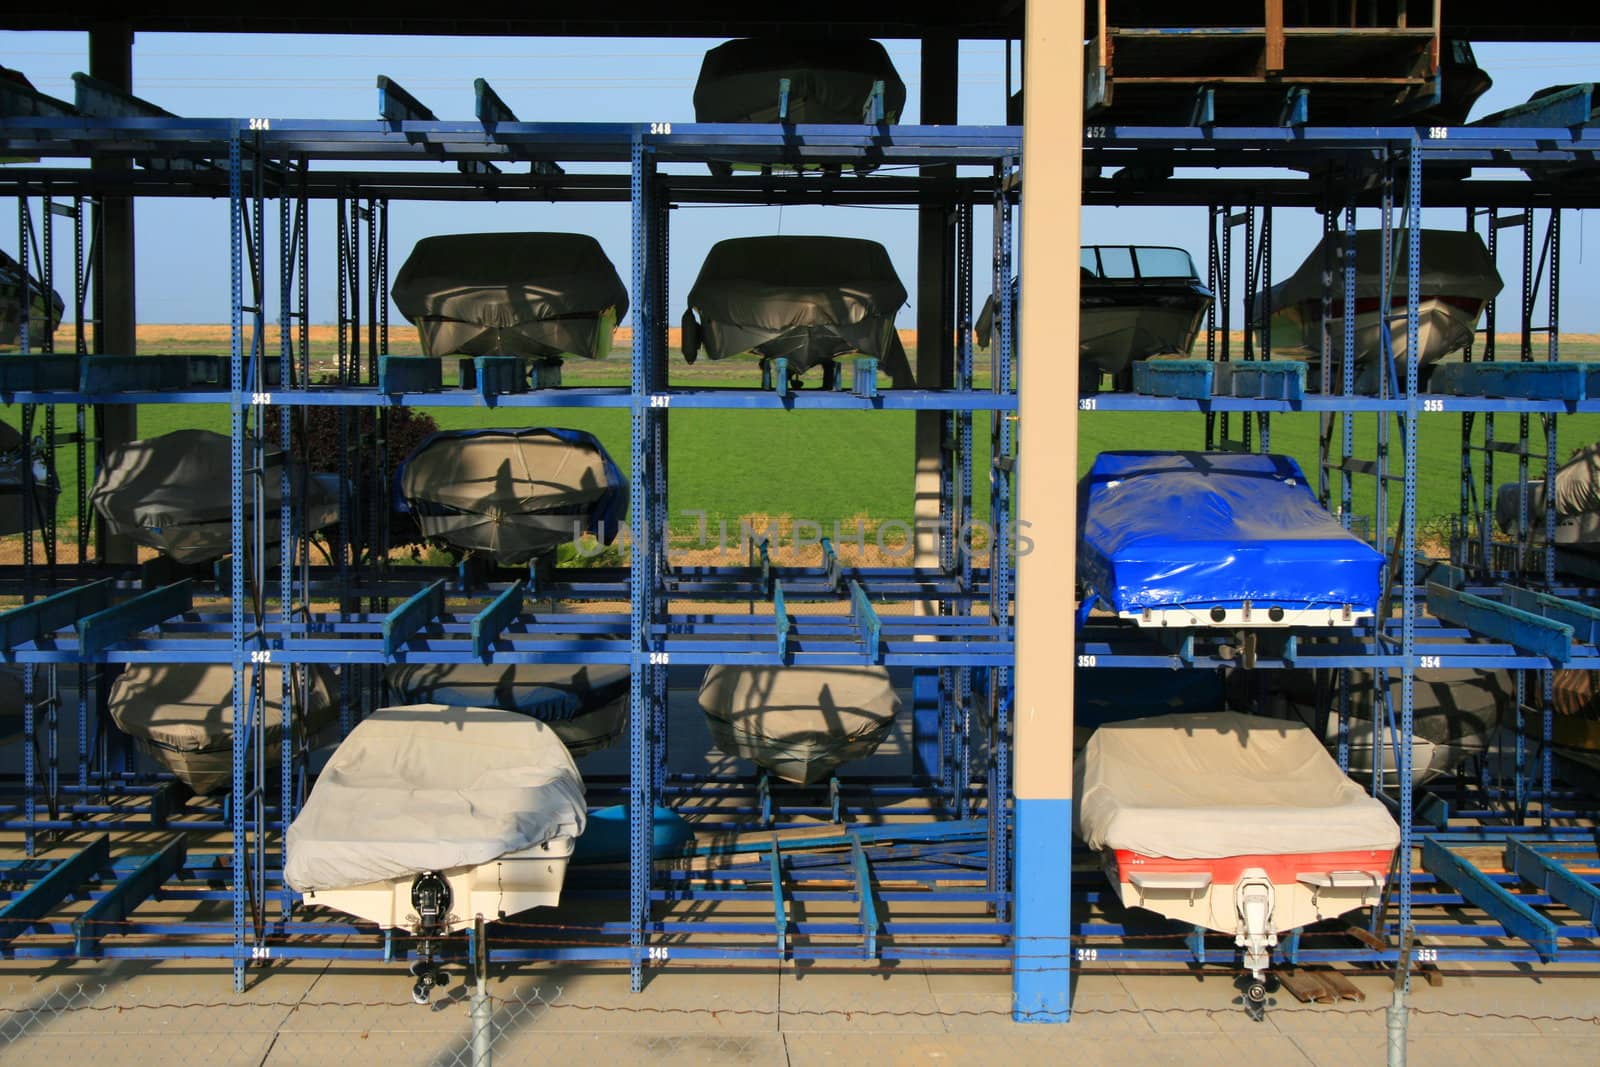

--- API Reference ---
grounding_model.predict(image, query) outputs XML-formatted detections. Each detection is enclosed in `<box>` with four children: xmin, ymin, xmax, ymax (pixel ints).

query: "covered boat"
<box><xmin>396</xmin><ymin>427</ymin><xmax>626</xmax><ymax>564</ymax></box>
<box><xmin>286</xmin><ymin>704</ymin><xmax>586</xmax><ymax>1002</ymax></box>
<box><xmin>1247</xmin><ymin>659</ymin><xmax>1510</xmax><ymax>787</ymax></box>
<box><xmin>108</xmin><ymin>663</ymin><xmax>338</xmax><ymax>794</ymax></box>
<box><xmin>1079</xmin><ymin>711</ymin><xmax>1400</xmax><ymax>979</ymax></box>
<box><xmin>1256</xmin><ymin>229</ymin><xmax>1502</xmax><ymax>393</ymax></box>
<box><xmin>1080</xmin><ymin>451</ymin><xmax>1386</xmax><ymax>628</ymax></box>
<box><xmin>0</xmin><ymin>247</ymin><xmax>63</xmax><ymax>347</ymax></box>
<box><xmin>697</xmin><ymin>665</ymin><xmax>900</xmax><ymax>784</ymax></box>
<box><xmin>682</xmin><ymin>236</ymin><xmax>912</xmax><ymax>388</ymax></box>
<box><xmin>390</xmin><ymin>233</ymin><xmax>628</xmax><ymax>366</ymax></box>
<box><xmin>979</xmin><ymin>247</ymin><xmax>1212</xmax><ymax>392</ymax></box>
<box><xmin>0</xmin><ymin>419</ymin><xmax>57</xmax><ymax>537</ymax></box>
<box><xmin>693</xmin><ymin>38</ymin><xmax>905</xmax><ymax>124</ymax></box>
<box><xmin>386</xmin><ymin>662</ymin><xmax>628</xmax><ymax>758</ymax></box>
<box><xmin>1515</xmin><ymin>85</ymin><xmax>1599</xmax><ymax>186</ymax></box>
<box><xmin>1496</xmin><ymin>441</ymin><xmax>1600</xmax><ymax>545</ymax></box>
<box><xmin>90</xmin><ymin>429</ymin><xmax>339</xmax><ymax>564</ymax></box>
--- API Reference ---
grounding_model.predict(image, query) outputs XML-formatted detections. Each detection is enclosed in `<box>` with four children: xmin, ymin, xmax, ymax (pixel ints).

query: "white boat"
<box><xmin>1256</xmin><ymin>229</ymin><xmax>1502</xmax><ymax>394</ymax></box>
<box><xmin>1079</xmin><ymin>712</ymin><xmax>1399</xmax><ymax>983</ymax></box>
<box><xmin>286</xmin><ymin>704</ymin><xmax>586</xmax><ymax>1002</ymax></box>
<box><xmin>697</xmin><ymin>665</ymin><xmax>901</xmax><ymax>784</ymax></box>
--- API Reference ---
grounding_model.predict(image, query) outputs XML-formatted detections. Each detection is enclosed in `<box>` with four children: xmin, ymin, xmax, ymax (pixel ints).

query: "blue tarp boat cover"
<box><xmin>1079</xmin><ymin>451</ymin><xmax>1385</xmax><ymax>624</ymax></box>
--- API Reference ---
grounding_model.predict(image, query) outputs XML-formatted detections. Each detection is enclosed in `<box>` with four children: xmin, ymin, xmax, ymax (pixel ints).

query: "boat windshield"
<box><xmin>1081</xmin><ymin>246</ymin><xmax>1200</xmax><ymax>281</ymax></box>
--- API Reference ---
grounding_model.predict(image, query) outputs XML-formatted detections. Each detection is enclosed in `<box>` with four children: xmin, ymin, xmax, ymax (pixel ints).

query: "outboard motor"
<box><xmin>408</xmin><ymin>871</ymin><xmax>453</xmax><ymax>1004</ymax></box>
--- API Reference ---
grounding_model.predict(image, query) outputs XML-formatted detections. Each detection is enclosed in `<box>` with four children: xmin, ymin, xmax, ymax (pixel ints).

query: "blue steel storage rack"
<box><xmin>0</xmin><ymin>107</ymin><xmax>1598</xmax><ymax>1016</ymax></box>
<box><xmin>0</xmin><ymin>112</ymin><xmax>1025</xmax><ymax>995</ymax></box>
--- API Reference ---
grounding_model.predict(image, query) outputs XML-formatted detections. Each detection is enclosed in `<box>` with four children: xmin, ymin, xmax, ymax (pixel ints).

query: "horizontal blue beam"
<box><xmin>1421</xmin><ymin>837</ymin><xmax>1559</xmax><ymax>962</ymax></box>
<box><xmin>1216</xmin><ymin>360</ymin><xmax>1306</xmax><ymax>402</ymax></box>
<box><xmin>850</xmin><ymin>579</ymin><xmax>882</xmax><ymax>662</ymax></box>
<box><xmin>1509</xmin><ymin>841</ymin><xmax>1600</xmax><ymax>930</ymax></box>
<box><xmin>1499</xmin><ymin>585</ymin><xmax>1600</xmax><ymax>647</ymax></box>
<box><xmin>76</xmin><ymin>580</ymin><xmax>193</xmax><ymax>659</ymax></box>
<box><xmin>774</xmin><ymin>579</ymin><xmax>790</xmax><ymax>661</ymax></box>
<box><xmin>382</xmin><ymin>579</ymin><xmax>446</xmax><ymax>660</ymax></box>
<box><xmin>1426</xmin><ymin>582</ymin><xmax>1573</xmax><ymax>663</ymax></box>
<box><xmin>0</xmin><ymin>835</ymin><xmax>110</xmax><ymax>945</ymax></box>
<box><xmin>1472</xmin><ymin>84</ymin><xmax>1594</xmax><ymax>129</ymax></box>
<box><xmin>1132</xmin><ymin>359</ymin><xmax>1210</xmax><ymax>399</ymax></box>
<box><xmin>376</xmin><ymin>355</ymin><xmax>443</xmax><ymax>393</ymax></box>
<box><xmin>0</xmin><ymin>579</ymin><xmax>114</xmax><ymax>653</ymax></box>
<box><xmin>470</xmin><ymin>579</ymin><xmax>525</xmax><ymax>661</ymax></box>
<box><xmin>1429</xmin><ymin>362</ymin><xmax>1589</xmax><ymax>402</ymax></box>
<box><xmin>852</xmin><ymin>836</ymin><xmax>879</xmax><ymax>960</ymax></box>
<box><xmin>74</xmin><ymin>835</ymin><xmax>187</xmax><ymax>956</ymax></box>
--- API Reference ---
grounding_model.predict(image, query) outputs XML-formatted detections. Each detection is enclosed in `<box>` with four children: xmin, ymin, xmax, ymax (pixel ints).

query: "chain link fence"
<box><xmin>2</xmin><ymin>967</ymin><xmax>1597</xmax><ymax>1067</ymax></box>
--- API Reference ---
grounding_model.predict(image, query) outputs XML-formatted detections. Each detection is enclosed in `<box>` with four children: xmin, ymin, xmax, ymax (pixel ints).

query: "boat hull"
<box><xmin>302</xmin><ymin>837</ymin><xmax>574</xmax><ymax>934</ymax></box>
<box><xmin>1081</xmin><ymin>295</ymin><xmax>1210</xmax><ymax>380</ymax></box>
<box><xmin>1106</xmin><ymin>847</ymin><xmax>1392</xmax><ymax>938</ymax></box>
<box><xmin>704</xmin><ymin>716</ymin><xmax>894</xmax><ymax>784</ymax></box>
<box><xmin>1263</xmin><ymin>296</ymin><xmax>1485</xmax><ymax>393</ymax></box>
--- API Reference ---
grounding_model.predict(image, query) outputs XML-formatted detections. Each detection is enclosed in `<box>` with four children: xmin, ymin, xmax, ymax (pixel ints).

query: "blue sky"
<box><xmin>1</xmin><ymin>32</ymin><xmax>1597</xmax><ymax>331</ymax></box>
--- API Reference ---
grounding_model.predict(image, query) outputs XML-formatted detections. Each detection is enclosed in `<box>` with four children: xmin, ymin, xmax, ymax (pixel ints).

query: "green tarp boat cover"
<box><xmin>694</xmin><ymin>38</ymin><xmax>905</xmax><ymax>124</ymax></box>
<box><xmin>391</xmin><ymin>233</ymin><xmax>628</xmax><ymax>360</ymax></box>
<box><xmin>683</xmin><ymin>236</ymin><xmax>910</xmax><ymax>382</ymax></box>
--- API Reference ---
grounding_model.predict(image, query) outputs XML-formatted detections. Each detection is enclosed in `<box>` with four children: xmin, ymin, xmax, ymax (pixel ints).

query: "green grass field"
<box><xmin>20</xmin><ymin>336</ymin><xmax>1600</xmax><ymax>545</ymax></box>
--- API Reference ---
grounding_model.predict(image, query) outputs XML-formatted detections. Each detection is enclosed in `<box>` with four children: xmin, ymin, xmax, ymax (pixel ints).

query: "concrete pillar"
<box><xmin>89</xmin><ymin>19</ymin><xmax>138</xmax><ymax>564</ymax></box>
<box><xmin>911</xmin><ymin>33</ymin><xmax>958</xmax><ymax>782</ymax></box>
<box><xmin>1012</xmin><ymin>0</ymin><xmax>1084</xmax><ymax>1023</ymax></box>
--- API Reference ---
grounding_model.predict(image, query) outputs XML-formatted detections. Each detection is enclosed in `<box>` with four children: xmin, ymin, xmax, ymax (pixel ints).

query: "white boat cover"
<box><xmin>693</xmin><ymin>38</ymin><xmax>906</xmax><ymax>124</ymax></box>
<box><xmin>108</xmin><ymin>663</ymin><xmax>338</xmax><ymax>794</ymax></box>
<box><xmin>386</xmin><ymin>662</ymin><xmax>629</xmax><ymax>758</ymax></box>
<box><xmin>90</xmin><ymin>429</ymin><xmax>339</xmax><ymax>564</ymax></box>
<box><xmin>396</xmin><ymin>428</ymin><xmax>626</xmax><ymax>564</ymax></box>
<box><xmin>683</xmin><ymin>236</ymin><xmax>911</xmax><ymax>381</ymax></box>
<box><xmin>697</xmin><ymin>665</ymin><xmax>900</xmax><ymax>783</ymax></box>
<box><xmin>285</xmin><ymin>704</ymin><xmax>587</xmax><ymax>893</ymax></box>
<box><xmin>390</xmin><ymin>233</ymin><xmax>628</xmax><ymax>361</ymax></box>
<box><xmin>1078</xmin><ymin>711</ymin><xmax>1400</xmax><ymax>860</ymax></box>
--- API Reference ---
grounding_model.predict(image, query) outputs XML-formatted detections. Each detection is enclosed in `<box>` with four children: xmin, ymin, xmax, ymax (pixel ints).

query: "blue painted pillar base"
<box><xmin>1013</xmin><ymin>797</ymin><xmax>1073</xmax><ymax>1023</ymax></box>
<box><xmin>912</xmin><ymin>670</ymin><xmax>941</xmax><ymax>781</ymax></box>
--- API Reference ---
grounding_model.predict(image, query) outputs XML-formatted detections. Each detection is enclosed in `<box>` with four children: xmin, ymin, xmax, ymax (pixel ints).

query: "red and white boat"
<box><xmin>1079</xmin><ymin>711</ymin><xmax>1399</xmax><ymax>979</ymax></box>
